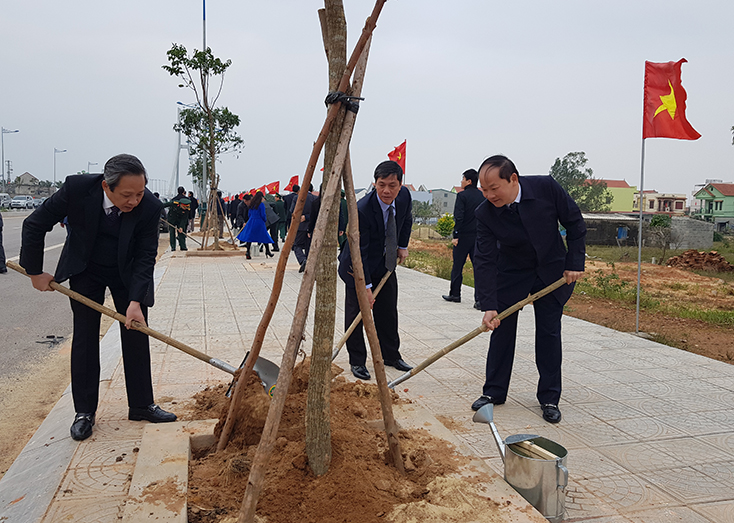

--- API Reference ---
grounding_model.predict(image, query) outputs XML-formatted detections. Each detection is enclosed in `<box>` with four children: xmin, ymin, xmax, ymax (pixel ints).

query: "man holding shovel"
<box><xmin>472</xmin><ymin>155</ymin><xmax>586</xmax><ymax>423</ymax></box>
<box><xmin>338</xmin><ymin>160</ymin><xmax>414</xmax><ymax>380</ymax></box>
<box><xmin>21</xmin><ymin>154</ymin><xmax>176</xmax><ymax>441</ymax></box>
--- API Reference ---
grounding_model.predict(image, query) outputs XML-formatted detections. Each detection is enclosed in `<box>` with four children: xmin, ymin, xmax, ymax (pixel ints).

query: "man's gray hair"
<box><xmin>103</xmin><ymin>154</ymin><xmax>148</xmax><ymax>191</ymax></box>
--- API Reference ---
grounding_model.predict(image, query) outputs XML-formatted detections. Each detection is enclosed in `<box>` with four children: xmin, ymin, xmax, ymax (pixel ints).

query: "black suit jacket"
<box><xmin>20</xmin><ymin>173</ymin><xmax>162</xmax><ymax>307</ymax></box>
<box><xmin>290</xmin><ymin>192</ymin><xmax>315</xmax><ymax>232</ymax></box>
<box><xmin>473</xmin><ymin>175</ymin><xmax>586</xmax><ymax>311</ymax></box>
<box><xmin>452</xmin><ymin>184</ymin><xmax>484</xmax><ymax>238</ymax></box>
<box><xmin>338</xmin><ymin>186</ymin><xmax>413</xmax><ymax>287</ymax></box>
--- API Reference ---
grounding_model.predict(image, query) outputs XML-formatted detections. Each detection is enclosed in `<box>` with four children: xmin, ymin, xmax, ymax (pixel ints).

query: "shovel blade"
<box><xmin>472</xmin><ymin>403</ymin><xmax>494</xmax><ymax>425</ymax></box>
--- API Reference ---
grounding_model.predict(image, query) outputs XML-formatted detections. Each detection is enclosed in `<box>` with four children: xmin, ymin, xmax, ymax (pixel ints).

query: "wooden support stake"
<box><xmin>342</xmin><ymin>153</ymin><xmax>405</xmax><ymax>475</ymax></box>
<box><xmin>236</xmin><ymin>7</ymin><xmax>386</xmax><ymax>521</ymax></box>
<box><xmin>217</xmin><ymin>0</ymin><xmax>386</xmax><ymax>456</ymax></box>
<box><xmin>331</xmin><ymin>269</ymin><xmax>391</xmax><ymax>361</ymax></box>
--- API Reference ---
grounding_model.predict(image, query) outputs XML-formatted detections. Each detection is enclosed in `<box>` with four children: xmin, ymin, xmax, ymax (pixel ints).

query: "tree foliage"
<box><xmin>435</xmin><ymin>213</ymin><xmax>455</xmax><ymax>237</ymax></box>
<box><xmin>175</xmin><ymin>106</ymin><xmax>244</xmax><ymax>185</ymax></box>
<box><xmin>412</xmin><ymin>200</ymin><xmax>439</xmax><ymax>219</ymax></box>
<box><xmin>549</xmin><ymin>152</ymin><xmax>613</xmax><ymax>212</ymax></box>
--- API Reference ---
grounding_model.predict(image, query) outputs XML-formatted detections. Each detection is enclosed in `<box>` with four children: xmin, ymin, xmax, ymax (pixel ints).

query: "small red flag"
<box><xmin>248</xmin><ymin>188</ymin><xmax>257</xmax><ymax>196</ymax></box>
<box><xmin>284</xmin><ymin>175</ymin><xmax>298</xmax><ymax>192</ymax></box>
<box><xmin>257</xmin><ymin>185</ymin><xmax>267</xmax><ymax>195</ymax></box>
<box><xmin>265</xmin><ymin>181</ymin><xmax>280</xmax><ymax>194</ymax></box>
<box><xmin>387</xmin><ymin>140</ymin><xmax>406</xmax><ymax>174</ymax></box>
<box><xmin>643</xmin><ymin>59</ymin><xmax>700</xmax><ymax>140</ymax></box>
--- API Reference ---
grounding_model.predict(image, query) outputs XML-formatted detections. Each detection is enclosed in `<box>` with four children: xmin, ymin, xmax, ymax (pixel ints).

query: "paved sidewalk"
<box><xmin>1</xmin><ymin>249</ymin><xmax>733</xmax><ymax>522</ymax></box>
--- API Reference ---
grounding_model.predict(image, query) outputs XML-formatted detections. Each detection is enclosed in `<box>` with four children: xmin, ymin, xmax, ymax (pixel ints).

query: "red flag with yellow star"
<box><xmin>284</xmin><ymin>175</ymin><xmax>298</xmax><ymax>192</ymax></box>
<box><xmin>387</xmin><ymin>140</ymin><xmax>406</xmax><ymax>173</ymax></box>
<box><xmin>265</xmin><ymin>181</ymin><xmax>280</xmax><ymax>194</ymax></box>
<box><xmin>643</xmin><ymin>59</ymin><xmax>700</xmax><ymax>140</ymax></box>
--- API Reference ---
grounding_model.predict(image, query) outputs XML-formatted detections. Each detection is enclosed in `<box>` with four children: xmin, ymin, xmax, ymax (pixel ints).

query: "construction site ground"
<box><xmin>1</xmin><ymin>246</ymin><xmax>733</xmax><ymax>522</ymax></box>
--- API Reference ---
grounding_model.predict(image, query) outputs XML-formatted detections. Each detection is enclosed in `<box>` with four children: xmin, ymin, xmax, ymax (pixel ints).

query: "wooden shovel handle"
<box><xmin>331</xmin><ymin>270</ymin><xmax>392</xmax><ymax>361</ymax></box>
<box><xmin>6</xmin><ymin>260</ymin><xmax>235</xmax><ymax>374</ymax></box>
<box><xmin>388</xmin><ymin>276</ymin><xmax>568</xmax><ymax>388</ymax></box>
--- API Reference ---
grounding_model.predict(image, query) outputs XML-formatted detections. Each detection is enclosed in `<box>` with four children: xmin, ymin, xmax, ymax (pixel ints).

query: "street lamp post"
<box><xmin>1</xmin><ymin>127</ymin><xmax>19</xmax><ymax>189</ymax></box>
<box><xmin>88</xmin><ymin>161</ymin><xmax>98</xmax><ymax>173</ymax></box>
<box><xmin>53</xmin><ymin>148</ymin><xmax>67</xmax><ymax>184</ymax></box>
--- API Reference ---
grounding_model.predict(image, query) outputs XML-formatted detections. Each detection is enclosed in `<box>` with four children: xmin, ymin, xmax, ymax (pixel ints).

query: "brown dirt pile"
<box><xmin>666</xmin><ymin>249</ymin><xmax>733</xmax><ymax>272</ymax></box>
<box><xmin>184</xmin><ymin>359</ymin><xmax>510</xmax><ymax>523</ymax></box>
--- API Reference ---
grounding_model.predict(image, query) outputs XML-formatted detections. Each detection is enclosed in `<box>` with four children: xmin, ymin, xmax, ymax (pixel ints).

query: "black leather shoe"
<box><xmin>70</xmin><ymin>413</ymin><xmax>95</xmax><ymax>441</ymax></box>
<box><xmin>474</xmin><ymin>301</ymin><xmax>481</xmax><ymax>310</ymax></box>
<box><xmin>541</xmin><ymin>404</ymin><xmax>562</xmax><ymax>423</ymax></box>
<box><xmin>442</xmin><ymin>294</ymin><xmax>461</xmax><ymax>303</ymax></box>
<box><xmin>0</xmin><ymin>268</ymin><xmax>8</xmax><ymax>274</ymax></box>
<box><xmin>384</xmin><ymin>359</ymin><xmax>413</xmax><ymax>372</ymax></box>
<box><xmin>350</xmin><ymin>365</ymin><xmax>370</xmax><ymax>380</ymax></box>
<box><xmin>129</xmin><ymin>404</ymin><xmax>177</xmax><ymax>423</ymax></box>
<box><xmin>299</xmin><ymin>261</ymin><xmax>307</xmax><ymax>273</ymax></box>
<box><xmin>471</xmin><ymin>395</ymin><xmax>505</xmax><ymax>411</ymax></box>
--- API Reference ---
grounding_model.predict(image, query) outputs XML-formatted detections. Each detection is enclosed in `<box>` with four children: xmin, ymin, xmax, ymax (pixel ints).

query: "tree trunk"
<box><xmin>306</xmin><ymin>0</ymin><xmax>347</xmax><ymax>477</ymax></box>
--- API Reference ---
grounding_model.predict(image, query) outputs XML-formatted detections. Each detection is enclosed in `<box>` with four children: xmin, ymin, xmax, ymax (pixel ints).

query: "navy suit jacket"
<box><xmin>20</xmin><ymin>173</ymin><xmax>162</xmax><ymax>307</ymax></box>
<box><xmin>473</xmin><ymin>175</ymin><xmax>586</xmax><ymax>311</ymax></box>
<box><xmin>338</xmin><ymin>186</ymin><xmax>412</xmax><ymax>287</ymax></box>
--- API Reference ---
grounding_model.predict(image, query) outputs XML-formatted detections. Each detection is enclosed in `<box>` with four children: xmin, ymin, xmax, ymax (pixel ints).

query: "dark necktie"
<box><xmin>385</xmin><ymin>206</ymin><xmax>397</xmax><ymax>271</ymax></box>
<box><xmin>509</xmin><ymin>202</ymin><xmax>519</xmax><ymax>214</ymax></box>
<box><xmin>107</xmin><ymin>205</ymin><xmax>121</xmax><ymax>225</ymax></box>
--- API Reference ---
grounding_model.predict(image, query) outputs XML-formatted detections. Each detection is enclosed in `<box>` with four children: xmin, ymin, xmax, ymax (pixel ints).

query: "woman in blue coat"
<box><xmin>236</xmin><ymin>191</ymin><xmax>274</xmax><ymax>259</ymax></box>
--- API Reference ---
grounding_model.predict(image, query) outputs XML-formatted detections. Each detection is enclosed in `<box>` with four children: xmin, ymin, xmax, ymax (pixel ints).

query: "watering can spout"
<box><xmin>472</xmin><ymin>404</ymin><xmax>506</xmax><ymax>462</ymax></box>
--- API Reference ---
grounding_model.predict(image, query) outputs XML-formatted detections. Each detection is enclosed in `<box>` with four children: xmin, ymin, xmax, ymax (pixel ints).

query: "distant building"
<box><xmin>12</xmin><ymin>172</ymin><xmax>55</xmax><ymax>197</ymax></box>
<box><xmin>633</xmin><ymin>190</ymin><xmax>687</xmax><ymax>215</ymax></box>
<box><xmin>429</xmin><ymin>188</ymin><xmax>456</xmax><ymax>213</ymax></box>
<box><xmin>597</xmin><ymin>179</ymin><xmax>637</xmax><ymax>212</ymax></box>
<box><xmin>693</xmin><ymin>182</ymin><xmax>734</xmax><ymax>231</ymax></box>
<box><xmin>691</xmin><ymin>179</ymin><xmax>726</xmax><ymax>214</ymax></box>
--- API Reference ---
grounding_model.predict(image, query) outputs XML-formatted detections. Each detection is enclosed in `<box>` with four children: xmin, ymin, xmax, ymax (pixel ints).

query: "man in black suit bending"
<box><xmin>21</xmin><ymin>154</ymin><xmax>176</xmax><ymax>441</ymax></box>
<box><xmin>338</xmin><ymin>160</ymin><xmax>414</xmax><ymax>380</ymax></box>
<box><xmin>471</xmin><ymin>155</ymin><xmax>586</xmax><ymax>423</ymax></box>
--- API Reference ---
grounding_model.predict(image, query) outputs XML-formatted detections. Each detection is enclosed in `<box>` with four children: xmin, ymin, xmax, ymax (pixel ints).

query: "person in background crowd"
<box><xmin>442</xmin><ymin>168</ymin><xmax>484</xmax><ymax>309</ymax></box>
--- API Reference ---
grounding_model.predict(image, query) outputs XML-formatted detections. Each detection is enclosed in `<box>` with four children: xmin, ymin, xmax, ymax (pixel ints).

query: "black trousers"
<box><xmin>482</xmin><ymin>275</ymin><xmax>564</xmax><ymax>405</ymax></box>
<box><xmin>268</xmin><ymin>223</ymin><xmax>280</xmax><ymax>250</ymax></box>
<box><xmin>0</xmin><ymin>221</ymin><xmax>6</xmax><ymax>270</ymax></box>
<box><xmin>69</xmin><ymin>266</ymin><xmax>154</xmax><ymax>414</ymax></box>
<box><xmin>292</xmin><ymin>229</ymin><xmax>311</xmax><ymax>264</ymax></box>
<box><xmin>344</xmin><ymin>271</ymin><xmax>402</xmax><ymax>366</ymax></box>
<box><xmin>449</xmin><ymin>235</ymin><xmax>477</xmax><ymax>300</ymax></box>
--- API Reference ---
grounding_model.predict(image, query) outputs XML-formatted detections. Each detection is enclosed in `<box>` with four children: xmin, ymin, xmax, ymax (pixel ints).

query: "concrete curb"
<box><xmin>0</xmin><ymin>262</ymin><xmax>170</xmax><ymax>522</ymax></box>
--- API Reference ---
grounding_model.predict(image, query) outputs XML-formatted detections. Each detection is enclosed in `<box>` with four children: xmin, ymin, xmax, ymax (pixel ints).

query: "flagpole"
<box><xmin>635</xmin><ymin>138</ymin><xmax>646</xmax><ymax>333</ymax></box>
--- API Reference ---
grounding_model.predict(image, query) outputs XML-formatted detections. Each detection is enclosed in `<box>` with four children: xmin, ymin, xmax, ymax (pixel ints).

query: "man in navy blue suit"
<box><xmin>471</xmin><ymin>155</ymin><xmax>586</xmax><ymax>423</ymax></box>
<box><xmin>338</xmin><ymin>160</ymin><xmax>413</xmax><ymax>381</ymax></box>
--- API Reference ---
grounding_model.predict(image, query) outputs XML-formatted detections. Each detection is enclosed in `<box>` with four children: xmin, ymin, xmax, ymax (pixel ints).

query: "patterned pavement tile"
<box><xmin>563</xmin><ymin>477</ymin><xmax>621</xmax><ymax>520</ymax></box>
<box><xmin>575</xmin><ymin>400</ymin><xmax>646</xmax><ymax>422</ymax></box>
<box><xmin>691</xmin><ymin>500</ymin><xmax>734</xmax><ymax>523</ymax></box>
<box><xmin>654</xmin><ymin>437</ymin><xmax>731</xmax><ymax>468</ymax></box>
<box><xmin>607</xmin><ymin>416</ymin><xmax>687</xmax><ymax>442</ymax></box>
<box><xmin>42</xmin><ymin>495</ymin><xmax>128</xmax><ymax>523</ymax></box>
<box><xmin>567</xmin><ymin>447</ymin><xmax>631</xmax><ymax>480</ymax></box>
<box><xmin>696</xmin><ymin>433</ymin><xmax>734</xmax><ymax>460</ymax></box>
<box><xmin>692</xmin><ymin>460</ymin><xmax>734</xmax><ymax>485</ymax></box>
<box><xmin>568</xmin><ymin>421</ymin><xmax>638</xmax><ymax>447</ymax></box>
<box><xmin>598</xmin><ymin>441</ymin><xmax>681</xmax><ymax>473</ymax></box>
<box><xmin>576</xmin><ymin>473</ymin><xmax>679</xmax><ymax>514</ymax></box>
<box><xmin>588</xmin><ymin>382</ymin><xmax>647</xmax><ymax>401</ymax></box>
<box><xmin>622</xmin><ymin>506</ymin><xmax>714</xmax><ymax>523</ymax></box>
<box><xmin>664</xmin><ymin>410</ymin><xmax>734</xmax><ymax>437</ymax></box>
<box><xmin>640</xmin><ymin>466</ymin><xmax>734</xmax><ymax>504</ymax></box>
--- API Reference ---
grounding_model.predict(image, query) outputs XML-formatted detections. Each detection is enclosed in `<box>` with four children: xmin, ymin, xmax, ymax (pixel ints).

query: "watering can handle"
<box><xmin>556</xmin><ymin>461</ymin><xmax>568</xmax><ymax>489</ymax></box>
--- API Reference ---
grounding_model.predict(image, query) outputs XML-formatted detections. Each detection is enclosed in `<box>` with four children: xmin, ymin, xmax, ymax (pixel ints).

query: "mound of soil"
<box><xmin>182</xmin><ymin>359</ymin><xmax>513</xmax><ymax>523</ymax></box>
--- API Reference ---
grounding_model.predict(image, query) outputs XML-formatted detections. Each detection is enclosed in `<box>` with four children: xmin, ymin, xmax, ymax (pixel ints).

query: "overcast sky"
<box><xmin>2</xmin><ymin>1</ymin><xmax>733</xmax><ymax>200</ymax></box>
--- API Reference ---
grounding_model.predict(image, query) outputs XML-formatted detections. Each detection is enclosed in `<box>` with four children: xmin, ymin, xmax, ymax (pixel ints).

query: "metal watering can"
<box><xmin>473</xmin><ymin>404</ymin><xmax>568</xmax><ymax>522</ymax></box>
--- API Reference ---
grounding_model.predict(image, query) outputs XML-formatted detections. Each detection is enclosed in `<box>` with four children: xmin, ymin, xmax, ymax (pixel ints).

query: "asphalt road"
<box><xmin>0</xmin><ymin>210</ymin><xmax>72</xmax><ymax>380</ymax></box>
